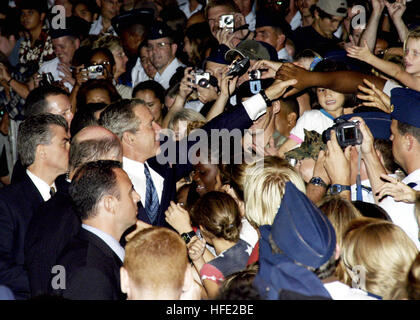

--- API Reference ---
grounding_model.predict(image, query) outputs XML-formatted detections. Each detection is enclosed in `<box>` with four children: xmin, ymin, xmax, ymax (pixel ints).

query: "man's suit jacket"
<box><xmin>53</xmin><ymin>228</ymin><xmax>125</xmax><ymax>300</ymax></box>
<box><xmin>24</xmin><ymin>180</ymin><xmax>81</xmax><ymax>298</ymax></box>
<box><xmin>136</xmin><ymin>104</ymin><xmax>253</xmax><ymax>226</ymax></box>
<box><xmin>0</xmin><ymin>173</ymin><xmax>44</xmax><ymax>300</ymax></box>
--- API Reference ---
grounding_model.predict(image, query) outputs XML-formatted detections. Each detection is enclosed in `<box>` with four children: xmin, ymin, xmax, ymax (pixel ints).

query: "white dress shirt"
<box><xmin>26</xmin><ymin>169</ymin><xmax>56</xmax><ymax>202</ymax></box>
<box><xmin>81</xmin><ymin>224</ymin><xmax>125</xmax><ymax>262</ymax></box>
<box><xmin>290</xmin><ymin>11</ymin><xmax>302</xmax><ymax>30</ymax></box>
<box><xmin>277</xmin><ymin>47</ymin><xmax>293</xmax><ymax>62</ymax></box>
<box><xmin>89</xmin><ymin>16</ymin><xmax>118</xmax><ymax>36</ymax></box>
<box><xmin>154</xmin><ymin>58</ymin><xmax>185</xmax><ymax>90</ymax></box>
<box><xmin>38</xmin><ymin>57</ymin><xmax>73</xmax><ymax>92</ymax></box>
<box><xmin>245</xmin><ymin>1</ymin><xmax>257</xmax><ymax>31</ymax></box>
<box><xmin>131</xmin><ymin>58</ymin><xmax>153</xmax><ymax>88</ymax></box>
<box><xmin>379</xmin><ymin>168</ymin><xmax>420</xmax><ymax>250</ymax></box>
<box><xmin>122</xmin><ymin>157</ymin><xmax>164</xmax><ymax>208</ymax></box>
<box><xmin>178</xmin><ymin>0</ymin><xmax>203</xmax><ymax>19</ymax></box>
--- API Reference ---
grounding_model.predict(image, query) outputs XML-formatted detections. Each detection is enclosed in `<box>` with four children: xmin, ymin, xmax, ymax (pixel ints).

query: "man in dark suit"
<box><xmin>99</xmin><ymin>78</ymin><xmax>295</xmax><ymax>227</ymax></box>
<box><xmin>24</xmin><ymin>126</ymin><xmax>123</xmax><ymax>298</ymax></box>
<box><xmin>0</xmin><ymin>114</ymin><xmax>70</xmax><ymax>299</ymax></box>
<box><xmin>11</xmin><ymin>85</ymin><xmax>74</xmax><ymax>184</ymax></box>
<box><xmin>53</xmin><ymin>160</ymin><xmax>140</xmax><ymax>300</ymax></box>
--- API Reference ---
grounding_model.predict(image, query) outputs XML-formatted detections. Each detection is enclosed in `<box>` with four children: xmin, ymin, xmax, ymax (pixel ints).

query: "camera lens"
<box><xmin>198</xmin><ymin>78</ymin><xmax>209</xmax><ymax>88</ymax></box>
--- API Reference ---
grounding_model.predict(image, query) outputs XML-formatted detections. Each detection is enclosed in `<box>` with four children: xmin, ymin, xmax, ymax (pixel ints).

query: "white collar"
<box><xmin>26</xmin><ymin>169</ymin><xmax>55</xmax><ymax>201</ymax></box>
<box><xmin>82</xmin><ymin>224</ymin><xmax>125</xmax><ymax>262</ymax></box>
<box><xmin>403</xmin><ymin>168</ymin><xmax>420</xmax><ymax>184</ymax></box>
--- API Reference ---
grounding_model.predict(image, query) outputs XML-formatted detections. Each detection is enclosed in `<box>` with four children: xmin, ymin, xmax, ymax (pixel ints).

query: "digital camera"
<box><xmin>194</xmin><ymin>70</ymin><xmax>211</xmax><ymax>88</ymax></box>
<box><xmin>226</xmin><ymin>57</ymin><xmax>250</xmax><ymax>78</ymax></box>
<box><xmin>39</xmin><ymin>72</ymin><xmax>54</xmax><ymax>87</ymax></box>
<box><xmin>87</xmin><ymin>65</ymin><xmax>104</xmax><ymax>79</ymax></box>
<box><xmin>322</xmin><ymin>119</ymin><xmax>363</xmax><ymax>148</ymax></box>
<box><xmin>219</xmin><ymin>14</ymin><xmax>234</xmax><ymax>31</ymax></box>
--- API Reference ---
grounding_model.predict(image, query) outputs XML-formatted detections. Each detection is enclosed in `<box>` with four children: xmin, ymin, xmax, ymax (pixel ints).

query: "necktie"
<box><xmin>50</xmin><ymin>186</ymin><xmax>56</xmax><ymax>197</ymax></box>
<box><xmin>144</xmin><ymin>163</ymin><xmax>159</xmax><ymax>223</ymax></box>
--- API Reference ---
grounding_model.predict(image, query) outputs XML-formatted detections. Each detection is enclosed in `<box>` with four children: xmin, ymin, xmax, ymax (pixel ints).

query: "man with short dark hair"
<box><xmin>147</xmin><ymin>21</ymin><xmax>185</xmax><ymax>89</ymax></box>
<box><xmin>291</xmin><ymin>0</ymin><xmax>348</xmax><ymax>56</ymax></box>
<box><xmin>25</xmin><ymin>126</ymin><xmax>122</xmax><ymax>298</ymax></box>
<box><xmin>89</xmin><ymin>0</ymin><xmax>122</xmax><ymax>36</ymax></box>
<box><xmin>0</xmin><ymin>114</ymin><xmax>69</xmax><ymax>299</ymax></box>
<box><xmin>54</xmin><ymin>160</ymin><xmax>140</xmax><ymax>300</ymax></box>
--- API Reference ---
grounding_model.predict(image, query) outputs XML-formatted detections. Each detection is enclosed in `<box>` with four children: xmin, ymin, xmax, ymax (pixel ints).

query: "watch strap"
<box><xmin>309</xmin><ymin>176</ymin><xmax>327</xmax><ymax>188</ymax></box>
<box><xmin>181</xmin><ymin>231</ymin><xmax>196</xmax><ymax>244</ymax></box>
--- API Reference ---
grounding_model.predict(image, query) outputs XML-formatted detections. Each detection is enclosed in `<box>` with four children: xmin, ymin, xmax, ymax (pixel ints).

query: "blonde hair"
<box><xmin>341</xmin><ymin>218</ymin><xmax>419</xmax><ymax>300</ymax></box>
<box><xmin>403</xmin><ymin>27</ymin><xmax>420</xmax><ymax>57</ymax></box>
<box><xmin>123</xmin><ymin>227</ymin><xmax>188</xmax><ymax>293</ymax></box>
<box><xmin>407</xmin><ymin>252</ymin><xmax>420</xmax><ymax>300</ymax></box>
<box><xmin>244</xmin><ymin>156</ymin><xmax>306</xmax><ymax>227</ymax></box>
<box><xmin>318</xmin><ymin>196</ymin><xmax>363</xmax><ymax>249</ymax></box>
<box><xmin>92</xmin><ymin>35</ymin><xmax>123</xmax><ymax>53</ymax></box>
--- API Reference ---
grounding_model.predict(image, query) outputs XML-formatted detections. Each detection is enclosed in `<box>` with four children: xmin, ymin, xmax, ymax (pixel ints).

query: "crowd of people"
<box><xmin>0</xmin><ymin>0</ymin><xmax>419</xmax><ymax>301</ymax></box>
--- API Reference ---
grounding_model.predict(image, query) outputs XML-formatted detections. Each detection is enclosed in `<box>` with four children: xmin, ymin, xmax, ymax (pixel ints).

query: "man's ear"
<box><xmin>406</xmin><ymin>134</ymin><xmax>414</xmax><ymax>151</ymax></box>
<box><xmin>36</xmin><ymin>144</ymin><xmax>46</xmax><ymax>160</ymax></box>
<box><xmin>272</xmin><ymin>100</ymin><xmax>281</xmax><ymax>115</ymax></box>
<box><xmin>287</xmin><ymin>112</ymin><xmax>298</xmax><ymax>127</ymax></box>
<box><xmin>120</xmin><ymin>267</ymin><xmax>130</xmax><ymax>297</ymax></box>
<box><xmin>276</xmin><ymin>34</ymin><xmax>286</xmax><ymax>49</ymax></box>
<box><xmin>103</xmin><ymin>194</ymin><xmax>117</xmax><ymax>215</ymax></box>
<box><xmin>122</xmin><ymin>131</ymin><xmax>134</xmax><ymax>146</ymax></box>
<box><xmin>171</xmin><ymin>43</ymin><xmax>178</xmax><ymax>57</ymax></box>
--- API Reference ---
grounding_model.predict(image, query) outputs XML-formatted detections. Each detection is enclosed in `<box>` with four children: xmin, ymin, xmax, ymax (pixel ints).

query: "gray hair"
<box><xmin>69</xmin><ymin>136</ymin><xmax>122</xmax><ymax>172</ymax></box>
<box><xmin>99</xmin><ymin>99</ymin><xmax>144</xmax><ymax>140</ymax></box>
<box><xmin>18</xmin><ymin>114</ymin><xmax>68</xmax><ymax>166</ymax></box>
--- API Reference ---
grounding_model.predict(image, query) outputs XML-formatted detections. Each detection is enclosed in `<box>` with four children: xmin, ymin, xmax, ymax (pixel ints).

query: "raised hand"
<box><xmin>165</xmin><ymin>201</ymin><xmax>193</xmax><ymax>234</ymax></box>
<box><xmin>251</xmin><ymin>60</ymin><xmax>283</xmax><ymax>79</ymax></box>
<box><xmin>276</xmin><ymin>63</ymin><xmax>311</xmax><ymax>97</ymax></box>
<box><xmin>346</xmin><ymin>40</ymin><xmax>374</xmax><ymax>64</ymax></box>
<box><xmin>357</xmin><ymin>78</ymin><xmax>391</xmax><ymax>113</ymax></box>
<box><xmin>385</xmin><ymin>0</ymin><xmax>406</xmax><ymax>21</ymax></box>
<box><xmin>376</xmin><ymin>173</ymin><xmax>416</xmax><ymax>203</ymax></box>
<box><xmin>187</xmin><ymin>237</ymin><xmax>206</xmax><ymax>262</ymax></box>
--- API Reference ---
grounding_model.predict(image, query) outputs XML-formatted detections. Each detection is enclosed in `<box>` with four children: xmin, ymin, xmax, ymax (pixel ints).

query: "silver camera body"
<box><xmin>87</xmin><ymin>65</ymin><xmax>104</xmax><ymax>79</ymax></box>
<box><xmin>248</xmin><ymin>70</ymin><xmax>262</xmax><ymax>81</ymax></box>
<box><xmin>194</xmin><ymin>70</ymin><xmax>211</xmax><ymax>88</ymax></box>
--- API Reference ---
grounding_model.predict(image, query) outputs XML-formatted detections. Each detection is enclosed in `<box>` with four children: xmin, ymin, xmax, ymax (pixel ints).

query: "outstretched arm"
<box><xmin>276</xmin><ymin>63</ymin><xmax>387</xmax><ymax>97</ymax></box>
<box><xmin>347</xmin><ymin>41</ymin><xmax>420</xmax><ymax>91</ymax></box>
<box><xmin>359</xmin><ymin>0</ymin><xmax>386</xmax><ymax>51</ymax></box>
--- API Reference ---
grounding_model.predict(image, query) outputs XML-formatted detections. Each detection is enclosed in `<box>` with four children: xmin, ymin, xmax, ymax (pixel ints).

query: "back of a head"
<box><xmin>123</xmin><ymin>227</ymin><xmax>188</xmax><ymax>299</ymax></box>
<box><xmin>244</xmin><ymin>156</ymin><xmax>306</xmax><ymax>227</ymax></box>
<box><xmin>69</xmin><ymin>160</ymin><xmax>122</xmax><ymax>221</ymax></box>
<box><xmin>318</xmin><ymin>196</ymin><xmax>363</xmax><ymax>248</ymax></box>
<box><xmin>69</xmin><ymin>128</ymin><xmax>122</xmax><ymax>173</ymax></box>
<box><xmin>341</xmin><ymin>218</ymin><xmax>419</xmax><ymax>299</ymax></box>
<box><xmin>167</xmin><ymin>109</ymin><xmax>206</xmax><ymax>131</ymax></box>
<box><xmin>18</xmin><ymin>114</ymin><xmax>68</xmax><ymax>167</ymax></box>
<box><xmin>191</xmin><ymin>191</ymin><xmax>242</xmax><ymax>242</ymax></box>
<box><xmin>407</xmin><ymin>252</ymin><xmax>420</xmax><ymax>300</ymax></box>
<box><xmin>24</xmin><ymin>86</ymin><xmax>68</xmax><ymax>118</ymax></box>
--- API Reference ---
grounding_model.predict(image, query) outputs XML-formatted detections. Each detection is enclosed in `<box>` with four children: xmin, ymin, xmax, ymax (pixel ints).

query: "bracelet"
<box><xmin>260</xmin><ymin>89</ymin><xmax>272</xmax><ymax>107</ymax></box>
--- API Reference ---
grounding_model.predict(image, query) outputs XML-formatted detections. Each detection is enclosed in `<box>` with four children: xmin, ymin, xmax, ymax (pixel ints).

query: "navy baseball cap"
<box><xmin>339</xmin><ymin>111</ymin><xmax>392</xmax><ymax>140</ymax></box>
<box><xmin>390</xmin><ymin>87</ymin><xmax>420</xmax><ymax>128</ymax></box>
<box><xmin>148</xmin><ymin>21</ymin><xmax>174</xmax><ymax>40</ymax></box>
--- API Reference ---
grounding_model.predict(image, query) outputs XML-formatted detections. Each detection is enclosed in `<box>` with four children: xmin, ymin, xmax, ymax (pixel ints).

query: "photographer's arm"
<box><xmin>206</xmin><ymin>71</ymin><xmax>238</xmax><ymax>121</ymax></box>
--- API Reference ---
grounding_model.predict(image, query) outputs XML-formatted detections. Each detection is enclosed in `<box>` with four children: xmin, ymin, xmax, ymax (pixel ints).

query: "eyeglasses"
<box><xmin>147</xmin><ymin>42</ymin><xmax>172</xmax><ymax>50</ymax></box>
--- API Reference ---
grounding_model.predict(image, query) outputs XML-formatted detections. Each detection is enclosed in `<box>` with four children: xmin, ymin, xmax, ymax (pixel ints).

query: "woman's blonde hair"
<box><xmin>341</xmin><ymin>218</ymin><xmax>419</xmax><ymax>300</ymax></box>
<box><xmin>244</xmin><ymin>156</ymin><xmax>306</xmax><ymax>227</ymax></box>
<box><xmin>92</xmin><ymin>35</ymin><xmax>122</xmax><ymax>53</ymax></box>
<box><xmin>403</xmin><ymin>27</ymin><xmax>420</xmax><ymax>57</ymax></box>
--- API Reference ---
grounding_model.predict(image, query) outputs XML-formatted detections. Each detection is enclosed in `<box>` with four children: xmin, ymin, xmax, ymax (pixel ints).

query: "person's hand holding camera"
<box><xmin>251</xmin><ymin>60</ymin><xmax>283</xmax><ymax>79</ymax></box>
<box><xmin>220</xmin><ymin>67</ymin><xmax>238</xmax><ymax>98</ymax></box>
<box><xmin>74</xmin><ymin>66</ymin><xmax>88</xmax><ymax>87</ymax></box>
<box><xmin>350</xmin><ymin>116</ymin><xmax>375</xmax><ymax>157</ymax></box>
<box><xmin>197</xmin><ymin>83</ymin><xmax>218</xmax><ymax>104</ymax></box>
<box><xmin>58</xmin><ymin>62</ymin><xmax>76</xmax><ymax>87</ymax></box>
<box><xmin>324</xmin><ymin>130</ymin><xmax>351</xmax><ymax>186</ymax></box>
<box><xmin>179</xmin><ymin>67</ymin><xmax>196</xmax><ymax>100</ymax></box>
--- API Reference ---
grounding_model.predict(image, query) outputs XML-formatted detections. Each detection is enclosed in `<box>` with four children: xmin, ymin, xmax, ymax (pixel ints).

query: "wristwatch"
<box><xmin>181</xmin><ymin>231</ymin><xmax>196</xmax><ymax>244</ymax></box>
<box><xmin>329</xmin><ymin>184</ymin><xmax>351</xmax><ymax>195</ymax></box>
<box><xmin>309</xmin><ymin>176</ymin><xmax>328</xmax><ymax>188</ymax></box>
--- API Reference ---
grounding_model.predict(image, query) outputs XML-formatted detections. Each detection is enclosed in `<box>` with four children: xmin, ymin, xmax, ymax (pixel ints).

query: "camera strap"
<box><xmin>356</xmin><ymin>145</ymin><xmax>363</xmax><ymax>201</ymax></box>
